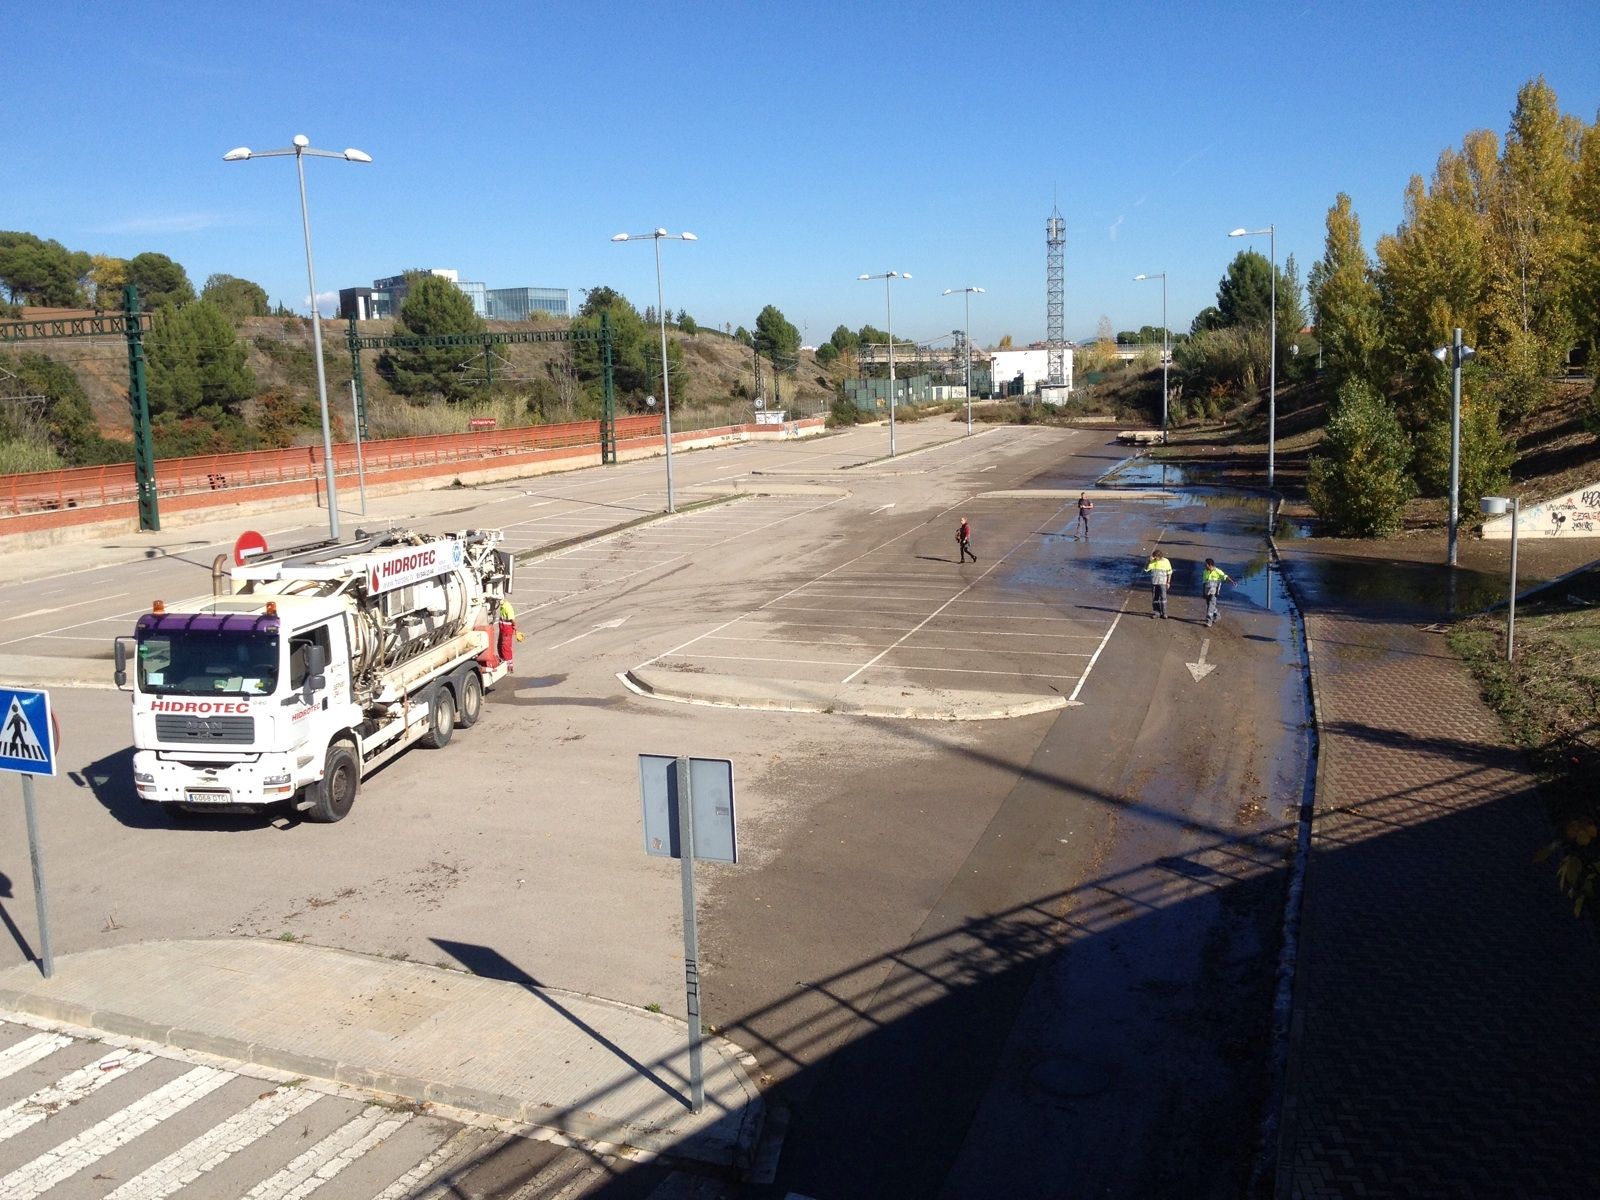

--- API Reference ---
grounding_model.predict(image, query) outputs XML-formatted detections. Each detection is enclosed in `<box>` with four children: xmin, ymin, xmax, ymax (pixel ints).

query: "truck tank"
<box><xmin>232</xmin><ymin>529</ymin><xmax>510</xmax><ymax>696</ymax></box>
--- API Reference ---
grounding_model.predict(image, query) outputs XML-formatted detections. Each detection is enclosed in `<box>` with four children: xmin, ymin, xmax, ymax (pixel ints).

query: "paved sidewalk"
<box><xmin>1276</xmin><ymin>547</ymin><xmax>1600</xmax><ymax>1198</ymax></box>
<box><xmin>0</xmin><ymin>939</ymin><xmax>762</xmax><ymax>1169</ymax></box>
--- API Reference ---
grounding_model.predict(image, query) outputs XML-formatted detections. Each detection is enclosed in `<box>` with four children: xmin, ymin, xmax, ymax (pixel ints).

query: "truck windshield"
<box><xmin>137</xmin><ymin>629</ymin><xmax>280</xmax><ymax>696</ymax></box>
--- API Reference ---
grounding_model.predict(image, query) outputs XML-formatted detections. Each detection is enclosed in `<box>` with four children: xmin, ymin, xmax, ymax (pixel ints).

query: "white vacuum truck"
<box><xmin>115</xmin><ymin>528</ymin><xmax>517</xmax><ymax>823</ymax></box>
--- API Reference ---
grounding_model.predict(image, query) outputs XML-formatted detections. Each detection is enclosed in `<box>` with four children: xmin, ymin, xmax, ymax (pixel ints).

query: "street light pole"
<box><xmin>225</xmin><ymin>135</ymin><xmax>371</xmax><ymax>543</ymax></box>
<box><xmin>1435</xmin><ymin>329</ymin><xmax>1476</xmax><ymax>567</ymax></box>
<box><xmin>943</xmin><ymin>287</ymin><xmax>984</xmax><ymax>434</ymax></box>
<box><xmin>1230</xmin><ymin>225</ymin><xmax>1276</xmax><ymax>487</ymax></box>
<box><xmin>1133</xmin><ymin>273</ymin><xmax>1168</xmax><ymax>438</ymax></box>
<box><xmin>613</xmin><ymin>228</ymin><xmax>698</xmax><ymax>514</ymax></box>
<box><xmin>859</xmin><ymin>271</ymin><xmax>909</xmax><ymax>456</ymax></box>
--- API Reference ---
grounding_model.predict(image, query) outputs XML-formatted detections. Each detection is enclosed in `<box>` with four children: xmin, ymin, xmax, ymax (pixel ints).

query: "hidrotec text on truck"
<box><xmin>114</xmin><ymin>528</ymin><xmax>517</xmax><ymax>823</ymax></box>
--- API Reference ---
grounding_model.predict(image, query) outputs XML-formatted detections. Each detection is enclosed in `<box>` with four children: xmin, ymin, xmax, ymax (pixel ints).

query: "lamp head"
<box><xmin>655</xmin><ymin>227</ymin><xmax>668</xmax><ymax>237</ymax></box>
<box><xmin>974</xmin><ymin>286</ymin><xmax>984</xmax><ymax>293</ymax></box>
<box><xmin>292</xmin><ymin>134</ymin><xmax>310</xmax><ymax>148</ymax></box>
<box><xmin>612</xmin><ymin>233</ymin><xmax>630</xmax><ymax>242</ymax></box>
<box><xmin>1134</xmin><ymin>273</ymin><xmax>1148</xmax><ymax>281</ymax></box>
<box><xmin>222</xmin><ymin>147</ymin><xmax>252</xmax><ymax>161</ymax></box>
<box><xmin>858</xmin><ymin>274</ymin><xmax>871</xmax><ymax>281</ymax></box>
<box><xmin>1432</xmin><ymin>346</ymin><xmax>1449</xmax><ymax>362</ymax></box>
<box><xmin>1229</xmin><ymin>228</ymin><xmax>1248</xmax><ymax>237</ymax></box>
<box><xmin>1480</xmin><ymin>496</ymin><xmax>1511</xmax><ymax>516</ymax></box>
<box><xmin>942</xmin><ymin>288</ymin><xmax>954</xmax><ymax>295</ymax></box>
<box><xmin>342</xmin><ymin>148</ymin><xmax>372</xmax><ymax>163</ymax></box>
<box><xmin>681</xmin><ymin>231</ymin><xmax>698</xmax><ymax>241</ymax></box>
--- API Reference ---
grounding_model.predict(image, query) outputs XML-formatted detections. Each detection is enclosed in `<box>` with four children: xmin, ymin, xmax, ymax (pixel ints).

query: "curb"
<box><xmin>0</xmin><ymin>946</ymin><xmax>766</xmax><ymax>1171</ymax></box>
<box><xmin>1249</xmin><ymin>507</ymin><xmax>1324</xmax><ymax>1200</ymax></box>
<box><xmin>620</xmin><ymin>669</ymin><xmax>1072</xmax><ymax>722</ymax></box>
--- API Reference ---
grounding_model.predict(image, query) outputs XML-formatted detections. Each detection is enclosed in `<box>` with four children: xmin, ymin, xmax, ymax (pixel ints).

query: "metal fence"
<box><xmin>1</xmin><ymin>416</ymin><xmax>662</xmax><ymax>516</ymax></box>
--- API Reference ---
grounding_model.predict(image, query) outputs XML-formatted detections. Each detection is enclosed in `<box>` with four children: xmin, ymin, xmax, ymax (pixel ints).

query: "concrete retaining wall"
<box><xmin>1481</xmin><ymin>483</ymin><xmax>1600</xmax><ymax>540</ymax></box>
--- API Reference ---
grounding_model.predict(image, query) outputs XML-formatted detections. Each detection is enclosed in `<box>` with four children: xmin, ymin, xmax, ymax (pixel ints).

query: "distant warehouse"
<box><xmin>339</xmin><ymin>268</ymin><xmax>569</xmax><ymax>322</ymax></box>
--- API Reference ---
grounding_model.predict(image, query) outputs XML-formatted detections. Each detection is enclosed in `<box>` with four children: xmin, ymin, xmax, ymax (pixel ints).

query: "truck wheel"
<box><xmin>421</xmin><ymin>686</ymin><xmax>455</xmax><ymax>749</ymax></box>
<box><xmin>457</xmin><ymin>671</ymin><xmax>484</xmax><ymax>729</ymax></box>
<box><xmin>305</xmin><ymin>744</ymin><xmax>359</xmax><ymax>823</ymax></box>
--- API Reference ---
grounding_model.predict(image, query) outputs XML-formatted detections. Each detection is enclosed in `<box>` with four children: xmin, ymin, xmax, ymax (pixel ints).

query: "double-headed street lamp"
<box><xmin>1434</xmin><ymin>329</ymin><xmax>1477</xmax><ymax>567</ymax></box>
<box><xmin>859</xmin><ymin>271</ymin><xmax>910</xmax><ymax>456</ymax></box>
<box><xmin>1133</xmin><ymin>273</ymin><xmax>1168</xmax><ymax>437</ymax></box>
<box><xmin>942</xmin><ymin>287</ymin><xmax>984</xmax><ymax>433</ymax></box>
<box><xmin>224</xmin><ymin>135</ymin><xmax>371</xmax><ymax>542</ymax></box>
<box><xmin>613</xmin><ymin>228</ymin><xmax>697</xmax><ymax>513</ymax></box>
<box><xmin>1229</xmin><ymin>224</ymin><xmax>1277</xmax><ymax>488</ymax></box>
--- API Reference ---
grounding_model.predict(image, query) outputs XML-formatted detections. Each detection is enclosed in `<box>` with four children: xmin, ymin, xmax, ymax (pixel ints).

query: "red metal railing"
<box><xmin>0</xmin><ymin>416</ymin><xmax>663</xmax><ymax>516</ymax></box>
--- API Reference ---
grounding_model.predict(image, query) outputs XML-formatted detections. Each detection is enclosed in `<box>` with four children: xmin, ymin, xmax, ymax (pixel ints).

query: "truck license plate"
<box><xmin>183</xmin><ymin>790</ymin><xmax>231</xmax><ymax>805</ymax></box>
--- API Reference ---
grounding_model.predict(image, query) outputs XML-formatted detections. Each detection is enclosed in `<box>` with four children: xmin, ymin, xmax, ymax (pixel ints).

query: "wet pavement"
<box><xmin>1272</xmin><ymin>530</ymin><xmax>1600</xmax><ymax>1197</ymax></box>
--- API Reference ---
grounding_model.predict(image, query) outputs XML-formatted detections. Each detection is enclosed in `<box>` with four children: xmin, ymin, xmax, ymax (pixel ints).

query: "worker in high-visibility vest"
<box><xmin>497</xmin><ymin>598</ymin><xmax>524</xmax><ymax>666</ymax></box>
<box><xmin>1201</xmin><ymin>558</ymin><xmax>1234</xmax><ymax>628</ymax></box>
<box><xmin>1144</xmin><ymin>550</ymin><xmax>1173</xmax><ymax>619</ymax></box>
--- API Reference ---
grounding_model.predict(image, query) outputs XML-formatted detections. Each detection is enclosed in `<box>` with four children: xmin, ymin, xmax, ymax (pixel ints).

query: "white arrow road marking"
<box><xmin>1186</xmin><ymin>639</ymin><xmax>1217</xmax><ymax>682</ymax></box>
<box><xmin>979</xmin><ymin>465</ymin><xmax>997</xmax><ymax>471</ymax></box>
<box><xmin>548</xmin><ymin>615</ymin><xmax>630</xmax><ymax>649</ymax></box>
<box><xmin>871</xmin><ymin>503</ymin><xmax>896</xmax><ymax>514</ymax></box>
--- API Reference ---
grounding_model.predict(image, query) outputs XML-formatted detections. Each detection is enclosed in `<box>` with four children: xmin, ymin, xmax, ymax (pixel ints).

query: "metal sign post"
<box><xmin>640</xmin><ymin>753</ymin><xmax>737</xmax><ymax>1116</ymax></box>
<box><xmin>1</xmin><ymin>688</ymin><xmax>59</xmax><ymax>978</ymax></box>
<box><xmin>676</xmin><ymin>757</ymin><xmax>704</xmax><ymax>1113</ymax></box>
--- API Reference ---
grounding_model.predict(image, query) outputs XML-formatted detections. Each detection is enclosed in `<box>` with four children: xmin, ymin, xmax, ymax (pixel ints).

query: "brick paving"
<box><xmin>1276</xmin><ymin>552</ymin><xmax>1600</xmax><ymax>1198</ymax></box>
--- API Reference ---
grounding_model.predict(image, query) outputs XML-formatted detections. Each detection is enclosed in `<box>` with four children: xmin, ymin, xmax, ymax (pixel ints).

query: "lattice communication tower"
<box><xmin>1046</xmin><ymin>207</ymin><xmax>1066</xmax><ymax>385</ymax></box>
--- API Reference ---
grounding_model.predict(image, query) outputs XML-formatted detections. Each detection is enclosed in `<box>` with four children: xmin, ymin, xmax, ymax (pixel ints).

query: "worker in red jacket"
<box><xmin>957</xmin><ymin>517</ymin><xmax>977</xmax><ymax>563</ymax></box>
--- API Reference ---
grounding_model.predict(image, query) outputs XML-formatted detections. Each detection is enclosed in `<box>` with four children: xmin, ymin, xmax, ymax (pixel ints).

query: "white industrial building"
<box><xmin>987</xmin><ymin>347</ymin><xmax>1074</xmax><ymax>395</ymax></box>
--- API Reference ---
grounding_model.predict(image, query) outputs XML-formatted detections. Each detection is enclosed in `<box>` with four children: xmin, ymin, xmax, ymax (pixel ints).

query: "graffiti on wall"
<box><xmin>1481</xmin><ymin>484</ymin><xmax>1600</xmax><ymax>540</ymax></box>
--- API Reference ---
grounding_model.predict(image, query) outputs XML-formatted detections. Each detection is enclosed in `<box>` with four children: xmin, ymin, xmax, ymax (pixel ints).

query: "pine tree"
<box><xmin>1307</xmin><ymin>380</ymin><xmax>1415</xmax><ymax>536</ymax></box>
<box><xmin>376</xmin><ymin>274</ymin><xmax>486</xmax><ymax>401</ymax></box>
<box><xmin>1309</xmin><ymin>193</ymin><xmax>1384</xmax><ymax>387</ymax></box>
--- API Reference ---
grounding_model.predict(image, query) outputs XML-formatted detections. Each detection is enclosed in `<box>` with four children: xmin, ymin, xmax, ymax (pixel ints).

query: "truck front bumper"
<box><xmin>133</xmin><ymin>750</ymin><xmax>300</xmax><ymax>809</ymax></box>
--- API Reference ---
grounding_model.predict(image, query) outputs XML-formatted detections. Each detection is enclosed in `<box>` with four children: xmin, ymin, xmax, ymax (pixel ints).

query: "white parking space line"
<box><xmin>0</xmin><ymin>1065</ymin><xmax>232</xmax><ymax>1200</ymax></box>
<box><xmin>1069</xmin><ymin>595</ymin><xmax>1131</xmax><ymax>703</ymax></box>
<box><xmin>14</xmin><ymin>593</ymin><xmax>130</xmax><ymax>620</ymax></box>
<box><xmin>103</xmin><ymin>1087</ymin><xmax>322</xmax><ymax>1200</ymax></box>
<box><xmin>241</xmin><ymin>1105</ymin><xmax>411</xmax><ymax>1199</ymax></box>
<box><xmin>0</xmin><ymin>1050</ymin><xmax>155</xmax><ymax>1143</ymax></box>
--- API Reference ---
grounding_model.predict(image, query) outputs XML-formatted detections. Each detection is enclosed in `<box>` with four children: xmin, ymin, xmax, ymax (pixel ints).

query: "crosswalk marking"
<box><xmin>241</xmin><ymin>1104</ymin><xmax>411</xmax><ymax>1200</ymax></box>
<box><xmin>102</xmin><ymin>1085</ymin><xmax>322</xmax><ymax>1200</ymax></box>
<box><xmin>373</xmin><ymin>1126</ymin><xmax>496</xmax><ymax>1200</ymax></box>
<box><xmin>0</xmin><ymin>1065</ymin><xmax>232</xmax><ymax>1199</ymax></box>
<box><xmin>0</xmin><ymin>1032</ymin><xmax>71</xmax><ymax>1080</ymax></box>
<box><xmin>0</xmin><ymin>1048</ymin><xmax>154</xmax><ymax>1143</ymax></box>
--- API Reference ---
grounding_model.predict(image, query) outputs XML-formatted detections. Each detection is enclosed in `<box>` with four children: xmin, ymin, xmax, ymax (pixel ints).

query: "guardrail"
<box><xmin>0</xmin><ymin>416</ymin><xmax>662</xmax><ymax>517</ymax></box>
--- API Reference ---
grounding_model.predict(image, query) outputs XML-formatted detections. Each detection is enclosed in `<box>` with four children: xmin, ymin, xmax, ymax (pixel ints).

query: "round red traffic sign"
<box><xmin>234</xmin><ymin>530</ymin><xmax>268</xmax><ymax>566</ymax></box>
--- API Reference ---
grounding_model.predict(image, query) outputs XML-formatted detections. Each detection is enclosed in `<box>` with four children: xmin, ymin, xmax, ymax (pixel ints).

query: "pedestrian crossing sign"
<box><xmin>0</xmin><ymin>688</ymin><xmax>56</xmax><ymax>778</ymax></box>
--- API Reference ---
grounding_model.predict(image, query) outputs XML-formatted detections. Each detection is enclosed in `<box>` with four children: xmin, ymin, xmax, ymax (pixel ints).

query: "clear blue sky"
<box><xmin>6</xmin><ymin>2</ymin><xmax>1597</xmax><ymax>348</ymax></box>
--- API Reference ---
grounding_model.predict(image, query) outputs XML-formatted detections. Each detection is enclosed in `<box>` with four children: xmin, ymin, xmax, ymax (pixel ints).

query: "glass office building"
<box><xmin>487</xmin><ymin>287</ymin><xmax>570</xmax><ymax>320</ymax></box>
<box><xmin>345</xmin><ymin>271</ymin><xmax>568</xmax><ymax>323</ymax></box>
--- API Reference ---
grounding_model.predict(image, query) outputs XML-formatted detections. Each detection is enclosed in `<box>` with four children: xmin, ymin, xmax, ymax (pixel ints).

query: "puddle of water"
<box><xmin>1101</xmin><ymin>457</ymin><xmax>1212</xmax><ymax>489</ymax></box>
<box><xmin>509</xmin><ymin>673</ymin><xmax>568</xmax><ymax>689</ymax></box>
<box><xmin>1278</xmin><ymin>557</ymin><xmax>1506</xmax><ymax>620</ymax></box>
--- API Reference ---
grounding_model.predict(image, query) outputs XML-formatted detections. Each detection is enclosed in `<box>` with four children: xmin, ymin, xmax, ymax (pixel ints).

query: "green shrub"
<box><xmin>1307</xmin><ymin>379</ymin><xmax>1416</xmax><ymax>535</ymax></box>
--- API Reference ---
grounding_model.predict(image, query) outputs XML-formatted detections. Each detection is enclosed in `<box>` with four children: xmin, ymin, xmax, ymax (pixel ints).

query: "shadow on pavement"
<box><xmin>0</xmin><ymin>871</ymin><xmax>35</xmax><ymax>965</ymax></box>
<box><xmin>432</xmin><ymin>939</ymin><xmax>689</xmax><ymax>1110</ymax></box>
